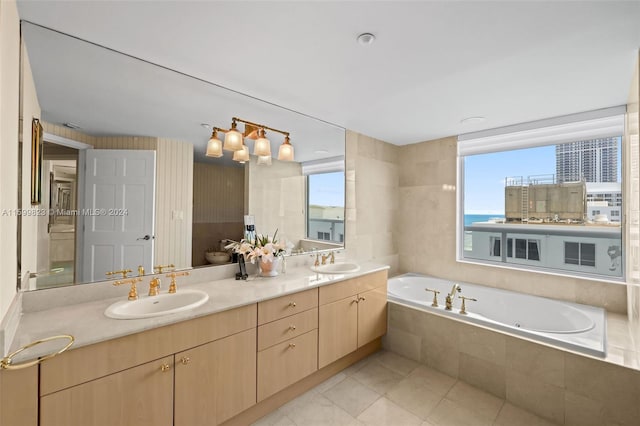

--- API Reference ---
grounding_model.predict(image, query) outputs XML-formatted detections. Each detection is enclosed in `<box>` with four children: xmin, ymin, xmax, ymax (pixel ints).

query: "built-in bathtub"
<box><xmin>387</xmin><ymin>273</ymin><xmax>606</xmax><ymax>357</ymax></box>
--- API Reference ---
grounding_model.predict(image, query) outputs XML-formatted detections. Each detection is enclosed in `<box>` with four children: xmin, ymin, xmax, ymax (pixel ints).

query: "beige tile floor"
<box><xmin>252</xmin><ymin>350</ymin><xmax>559</xmax><ymax>426</ymax></box>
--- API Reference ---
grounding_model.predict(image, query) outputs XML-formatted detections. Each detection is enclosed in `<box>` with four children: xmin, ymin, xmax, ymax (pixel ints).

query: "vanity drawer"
<box><xmin>257</xmin><ymin>329</ymin><xmax>318</xmax><ymax>402</ymax></box>
<box><xmin>258</xmin><ymin>308</ymin><xmax>318</xmax><ymax>351</ymax></box>
<box><xmin>257</xmin><ymin>288</ymin><xmax>318</xmax><ymax>325</ymax></box>
<box><xmin>319</xmin><ymin>270</ymin><xmax>387</xmax><ymax>305</ymax></box>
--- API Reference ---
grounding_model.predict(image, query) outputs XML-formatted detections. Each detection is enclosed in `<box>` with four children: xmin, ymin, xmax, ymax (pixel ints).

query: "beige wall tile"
<box><xmin>505</xmin><ymin>369</ymin><xmax>564</xmax><ymax>425</ymax></box>
<box><xmin>421</xmin><ymin>338</ymin><xmax>460</xmax><ymax>378</ymax></box>
<box><xmin>564</xmin><ymin>391</ymin><xmax>606</xmax><ymax>426</ymax></box>
<box><xmin>458</xmin><ymin>353</ymin><xmax>505</xmax><ymax>398</ymax></box>
<box><xmin>564</xmin><ymin>353</ymin><xmax>640</xmax><ymax>424</ymax></box>
<box><xmin>505</xmin><ymin>337</ymin><xmax>565</xmax><ymax>388</ymax></box>
<box><xmin>458</xmin><ymin>323</ymin><xmax>506</xmax><ymax>365</ymax></box>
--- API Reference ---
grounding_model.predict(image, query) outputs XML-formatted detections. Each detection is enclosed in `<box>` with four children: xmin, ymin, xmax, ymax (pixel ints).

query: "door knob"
<box><xmin>137</xmin><ymin>235</ymin><xmax>154</xmax><ymax>241</ymax></box>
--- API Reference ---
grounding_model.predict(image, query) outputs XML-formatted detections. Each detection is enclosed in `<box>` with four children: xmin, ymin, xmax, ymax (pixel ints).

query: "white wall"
<box><xmin>20</xmin><ymin>41</ymin><xmax>42</xmax><ymax>283</ymax></box>
<box><xmin>0</xmin><ymin>0</ymin><xmax>21</xmax><ymax>320</ymax></box>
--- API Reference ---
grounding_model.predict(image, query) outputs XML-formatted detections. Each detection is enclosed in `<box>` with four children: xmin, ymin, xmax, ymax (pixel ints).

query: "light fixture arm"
<box><xmin>232</xmin><ymin>117</ymin><xmax>290</xmax><ymax>138</ymax></box>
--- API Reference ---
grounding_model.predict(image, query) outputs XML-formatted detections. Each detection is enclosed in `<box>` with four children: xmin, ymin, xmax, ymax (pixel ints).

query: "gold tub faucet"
<box><xmin>445</xmin><ymin>283</ymin><xmax>462</xmax><ymax>311</ymax></box>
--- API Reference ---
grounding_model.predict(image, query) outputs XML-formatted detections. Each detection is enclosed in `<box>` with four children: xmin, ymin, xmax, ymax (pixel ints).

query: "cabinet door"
<box><xmin>0</xmin><ymin>366</ymin><xmax>38</xmax><ymax>426</ymax></box>
<box><xmin>357</xmin><ymin>285</ymin><xmax>388</xmax><ymax>347</ymax></box>
<box><xmin>257</xmin><ymin>329</ymin><xmax>318</xmax><ymax>402</ymax></box>
<box><xmin>40</xmin><ymin>355</ymin><xmax>174</xmax><ymax>426</ymax></box>
<box><xmin>175</xmin><ymin>328</ymin><xmax>256</xmax><ymax>426</ymax></box>
<box><xmin>318</xmin><ymin>296</ymin><xmax>358</xmax><ymax>368</ymax></box>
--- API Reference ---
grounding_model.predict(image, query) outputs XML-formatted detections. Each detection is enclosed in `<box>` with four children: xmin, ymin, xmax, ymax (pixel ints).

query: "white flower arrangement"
<box><xmin>225</xmin><ymin>230</ymin><xmax>286</xmax><ymax>263</ymax></box>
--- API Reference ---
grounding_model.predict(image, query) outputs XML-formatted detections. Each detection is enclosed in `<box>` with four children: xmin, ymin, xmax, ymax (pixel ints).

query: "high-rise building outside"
<box><xmin>555</xmin><ymin>137</ymin><xmax>618</xmax><ymax>183</ymax></box>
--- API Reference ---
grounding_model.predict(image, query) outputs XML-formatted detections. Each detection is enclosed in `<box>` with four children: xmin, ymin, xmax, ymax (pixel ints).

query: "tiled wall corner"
<box><xmin>345</xmin><ymin>130</ymin><xmax>400</xmax><ymax>275</ymax></box>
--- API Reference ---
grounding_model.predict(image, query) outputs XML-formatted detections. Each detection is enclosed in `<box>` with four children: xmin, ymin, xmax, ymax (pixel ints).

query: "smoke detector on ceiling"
<box><xmin>357</xmin><ymin>33</ymin><xmax>376</xmax><ymax>45</ymax></box>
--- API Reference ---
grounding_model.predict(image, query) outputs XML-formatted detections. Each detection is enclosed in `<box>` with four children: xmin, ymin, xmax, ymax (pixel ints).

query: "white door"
<box><xmin>81</xmin><ymin>149</ymin><xmax>155</xmax><ymax>282</ymax></box>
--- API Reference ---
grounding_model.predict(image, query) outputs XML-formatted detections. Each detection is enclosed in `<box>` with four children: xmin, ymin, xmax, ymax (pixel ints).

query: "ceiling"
<box><xmin>16</xmin><ymin>1</ymin><xmax>640</xmax><ymax>146</ymax></box>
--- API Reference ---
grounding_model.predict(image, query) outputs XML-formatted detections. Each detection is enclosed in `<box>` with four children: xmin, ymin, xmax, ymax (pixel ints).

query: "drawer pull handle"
<box><xmin>289</xmin><ymin>325</ymin><xmax>297</xmax><ymax>331</ymax></box>
<box><xmin>289</xmin><ymin>301</ymin><xmax>296</xmax><ymax>307</ymax></box>
<box><xmin>353</xmin><ymin>298</ymin><xmax>359</xmax><ymax>304</ymax></box>
<box><xmin>180</xmin><ymin>357</ymin><xmax>190</xmax><ymax>365</ymax></box>
<box><xmin>359</xmin><ymin>296</ymin><xmax>366</xmax><ymax>302</ymax></box>
<box><xmin>288</xmin><ymin>343</ymin><xmax>296</xmax><ymax>349</ymax></box>
<box><xmin>160</xmin><ymin>363</ymin><xmax>171</xmax><ymax>372</ymax></box>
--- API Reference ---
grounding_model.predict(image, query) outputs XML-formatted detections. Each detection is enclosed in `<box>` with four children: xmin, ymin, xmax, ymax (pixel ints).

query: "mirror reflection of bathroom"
<box><xmin>35</xmin><ymin>142</ymin><xmax>79</xmax><ymax>289</ymax></box>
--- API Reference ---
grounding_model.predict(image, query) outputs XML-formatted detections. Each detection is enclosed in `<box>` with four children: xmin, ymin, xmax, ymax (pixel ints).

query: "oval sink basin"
<box><xmin>311</xmin><ymin>262</ymin><xmax>361</xmax><ymax>274</ymax></box>
<box><xmin>105</xmin><ymin>289</ymin><xmax>209</xmax><ymax>319</ymax></box>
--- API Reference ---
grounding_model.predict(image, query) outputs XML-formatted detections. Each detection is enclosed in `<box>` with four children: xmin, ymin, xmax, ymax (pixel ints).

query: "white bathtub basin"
<box><xmin>311</xmin><ymin>262</ymin><xmax>360</xmax><ymax>274</ymax></box>
<box><xmin>105</xmin><ymin>289</ymin><xmax>209</xmax><ymax>319</ymax></box>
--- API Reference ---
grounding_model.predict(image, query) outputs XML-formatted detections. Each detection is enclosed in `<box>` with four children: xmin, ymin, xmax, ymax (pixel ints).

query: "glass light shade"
<box><xmin>223</xmin><ymin>128</ymin><xmax>244</xmax><ymax>151</ymax></box>
<box><xmin>257</xmin><ymin>155</ymin><xmax>272</xmax><ymax>166</ymax></box>
<box><xmin>278</xmin><ymin>141</ymin><xmax>294</xmax><ymax>161</ymax></box>
<box><xmin>253</xmin><ymin>130</ymin><xmax>271</xmax><ymax>156</ymax></box>
<box><xmin>205</xmin><ymin>135</ymin><xmax>223</xmax><ymax>157</ymax></box>
<box><xmin>232</xmin><ymin>145</ymin><xmax>249</xmax><ymax>162</ymax></box>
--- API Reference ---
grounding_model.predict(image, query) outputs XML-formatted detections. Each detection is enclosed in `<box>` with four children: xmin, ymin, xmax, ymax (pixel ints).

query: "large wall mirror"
<box><xmin>19</xmin><ymin>22</ymin><xmax>345</xmax><ymax>291</ymax></box>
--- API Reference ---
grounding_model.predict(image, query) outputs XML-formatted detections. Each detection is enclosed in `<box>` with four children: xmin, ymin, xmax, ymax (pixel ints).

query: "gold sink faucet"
<box><xmin>166</xmin><ymin>271</ymin><xmax>189</xmax><ymax>293</ymax></box>
<box><xmin>114</xmin><ymin>277</ymin><xmax>142</xmax><ymax>300</ymax></box>
<box><xmin>106</xmin><ymin>269</ymin><xmax>132</xmax><ymax>279</ymax></box>
<box><xmin>138</xmin><ymin>265</ymin><xmax>145</xmax><ymax>276</ymax></box>
<box><xmin>321</xmin><ymin>254</ymin><xmax>329</xmax><ymax>265</ymax></box>
<box><xmin>148</xmin><ymin>277</ymin><xmax>161</xmax><ymax>296</ymax></box>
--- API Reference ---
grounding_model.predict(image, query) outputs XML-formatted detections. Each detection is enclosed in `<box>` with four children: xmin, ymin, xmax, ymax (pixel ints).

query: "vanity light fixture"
<box><xmin>232</xmin><ymin>144</ymin><xmax>250</xmax><ymax>163</ymax></box>
<box><xmin>253</xmin><ymin>128</ymin><xmax>271</xmax><ymax>157</ymax></box>
<box><xmin>223</xmin><ymin>119</ymin><xmax>244</xmax><ymax>151</ymax></box>
<box><xmin>205</xmin><ymin>128</ymin><xmax>223</xmax><ymax>158</ymax></box>
<box><xmin>278</xmin><ymin>136</ymin><xmax>294</xmax><ymax>161</ymax></box>
<box><xmin>207</xmin><ymin>116</ymin><xmax>295</xmax><ymax>163</ymax></box>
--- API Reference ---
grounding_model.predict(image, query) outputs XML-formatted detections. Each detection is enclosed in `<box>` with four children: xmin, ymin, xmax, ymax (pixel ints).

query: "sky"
<box><xmin>464</xmin><ymin>138</ymin><xmax>622</xmax><ymax>215</ymax></box>
<box><xmin>309</xmin><ymin>171</ymin><xmax>345</xmax><ymax>207</ymax></box>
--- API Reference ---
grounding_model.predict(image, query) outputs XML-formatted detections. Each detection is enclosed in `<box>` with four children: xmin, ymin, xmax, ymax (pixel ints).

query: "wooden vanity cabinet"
<box><xmin>0</xmin><ymin>365</ymin><xmax>38</xmax><ymax>426</ymax></box>
<box><xmin>38</xmin><ymin>304</ymin><xmax>257</xmax><ymax>426</ymax></box>
<box><xmin>174</xmin><ymin>328</ymin><xmax>256</xmax><ymax>426</ymax></box>
<box><xmin>318</xmin><ymin>270</ymin><xmax>387</xmax><ymax>368</ymax></box>
<box><xmin>40</xmin><ymin>355</ymin><xmax>174</xmax><ymax>426</ymax></box>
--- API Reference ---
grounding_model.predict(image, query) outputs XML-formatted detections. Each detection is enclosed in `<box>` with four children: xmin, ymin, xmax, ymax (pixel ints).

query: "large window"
<box><xmin>458</xmin><ymin>109</ymin><xmax>625</xmax><ymax>280</ymax></box>
<box><xmin>306</xmin><ymin>171</ymin><xmax>345</xmax><ymax>243</ymax></box>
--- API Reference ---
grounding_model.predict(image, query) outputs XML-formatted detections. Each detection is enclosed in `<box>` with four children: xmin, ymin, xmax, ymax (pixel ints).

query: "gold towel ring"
<box><xmin>0</xmin><ymin>334</ymin><xmax>74</xmax><ymax>370</ymax></box>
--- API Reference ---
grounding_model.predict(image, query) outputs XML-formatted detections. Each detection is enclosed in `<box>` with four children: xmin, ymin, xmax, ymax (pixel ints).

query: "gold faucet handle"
<box><xmin>321</xmin><ymin>254</ymin><xmax>329</xmax><ymax>265</ymax></box>
<box><xmin>313</xmin><ymin>253</ymin><xmax>320</xmax><ymax>267</ymax></box>
<box><xmin>106</xmin><ymin>269</ymin><xmax>133</xmax><ymax>279</ymax></box>
<box><xmin>425</xmin><ymin>288</ymin><xmax>441</xmax><ymax>307</ymax></box>
<box><xmin>148</xmin><ymin>277</ymin><xmax>160</xmax><ymax>296</ymax></box>
<box><xmin>114</xmin><ymin>277</ymin><xmax>142</xmax><ymax>300</ymax></box>
<box><xmin>458</xmin><ymin>295</ymin><xmax>477</xmax><ymax>315</ymax></box>
<box><xmin>154</xmin><ymin>264</ymin><xmax>175</xmax><ymax>274</ymax></box>
<box><xmin>165</xmin><ymin>271</ymin><xmax>189</xmax><ymax>294</ymax></box>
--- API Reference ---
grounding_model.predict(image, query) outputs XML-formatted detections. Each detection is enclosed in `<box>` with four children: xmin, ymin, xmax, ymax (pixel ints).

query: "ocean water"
<box><xmin>464</xmin><ymin>214</ymin><xmax>505</xmax><ymax>226</ymax></box>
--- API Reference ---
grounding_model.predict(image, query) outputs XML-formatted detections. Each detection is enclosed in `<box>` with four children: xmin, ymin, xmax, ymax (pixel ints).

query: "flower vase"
<box><xmin>259</xmin><ymin>257</ymin><xmax>280</xmax><ymax>277</ymax></box>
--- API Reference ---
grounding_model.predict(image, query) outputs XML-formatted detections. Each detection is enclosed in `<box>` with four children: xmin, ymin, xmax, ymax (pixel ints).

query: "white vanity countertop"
<box><xmin>6</xmin><ymin>262</ymin><xmax>389</xmax><ymax>363</ymax></box>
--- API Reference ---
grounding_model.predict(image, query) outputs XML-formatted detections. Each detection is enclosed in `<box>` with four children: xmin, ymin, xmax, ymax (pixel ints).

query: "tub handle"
<box><xmin>425</xmin><ymin>288</ymin><xmax>440</xmax><ymax>307</ymax></box>
<box><xmin>458</xmin><ymin>296</ymin><xmax>477</xmax><ymax>315</ymax></box>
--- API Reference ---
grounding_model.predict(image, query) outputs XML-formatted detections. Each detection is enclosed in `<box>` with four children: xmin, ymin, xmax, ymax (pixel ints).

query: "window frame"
<box><xmin>456</xmin><ymin>108</ymin><xmax>626</xmax><ymax>283</ymax></box>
